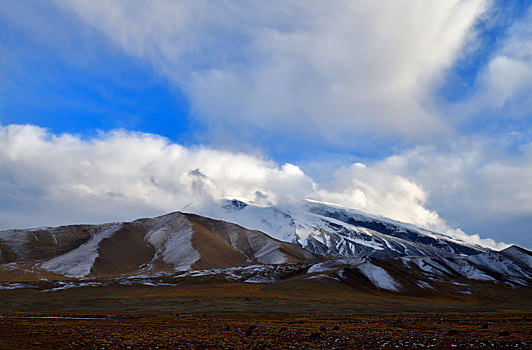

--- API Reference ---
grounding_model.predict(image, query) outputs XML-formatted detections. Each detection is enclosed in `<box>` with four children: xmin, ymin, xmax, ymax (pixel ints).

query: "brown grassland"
<box><xmin>0</xmin><ymin>279</ymin><xmax>531</xmax><ymax>348</ymax></box>
<box><xmin>0</xmin><ymin>311</ymin><xmax>531</xmax><ymax>349</ymax></box>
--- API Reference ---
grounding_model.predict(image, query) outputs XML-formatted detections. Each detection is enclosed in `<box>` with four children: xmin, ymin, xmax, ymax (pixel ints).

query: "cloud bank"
<box><xmin>57</xmin><ymin>0</ymin><xmax>488</xmax><ymax>148</ymax></box>
<box><xmin>0</xmin><ymin>124</ymin><xmax>516</xmax><ymax>249</ymax></box>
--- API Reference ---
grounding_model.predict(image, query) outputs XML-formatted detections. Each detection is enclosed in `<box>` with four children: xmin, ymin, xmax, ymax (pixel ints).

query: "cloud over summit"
<box><xmin>0</xmin><ymin>124</ymin><xmax>512</xmax><ymax>249</ymax></box>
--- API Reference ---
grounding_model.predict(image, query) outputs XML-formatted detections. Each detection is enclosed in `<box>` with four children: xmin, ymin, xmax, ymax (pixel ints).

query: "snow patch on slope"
<box><xmin>0</xmin><ymin>230</ymin><xmax>30</xmax><ymax>249</ymax></box>
<box><xmin>468</xmin><ymin>251</ymin><xmax>531</xmax><ymax>279</ymax></box>
<box><xmin>502</xmin><ymin>246</ymin><xmax>532</xmax><ymax>268</ymax></box>
<box><xmin>443</xmin><ymin>258</ymin><xmax>495</xmax><ymax>281</ymax></box>
<box><xmin>307</xmin><ymin>258</ymin><xmax>365</xmax><ymax>273</ymax></box>
<box><xmin>41</xmin><ymin>225</ymin><xmax>121</xmax><ymax>278</ymax></box>
<box><xmin>357</xmin><ymin>262</ymin><xmax>401</xmax><ymax>292</ymax></box>
<box><xmin>403</xmin><ymin>257</ymin><xmax>453</xmax><ymax>276</ymax></box>
<box><xmin>145</xmin><ymin>213</ymin><xmax>199</xmax><ymax>271</ymax></box>
<box><xmin>306</xmin><ymin>273</ymin><xmax>340</xmax><ymax>281</ymax></box>
<box><xmin>254</xmin><ymin>242</ymin><xmax>288</xmax><ymax>264</ymax></box>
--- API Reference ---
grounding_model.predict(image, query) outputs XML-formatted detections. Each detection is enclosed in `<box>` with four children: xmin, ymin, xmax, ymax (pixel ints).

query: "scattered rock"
<box><xmin>446</xmin><ymin>330</ymin><xmax>458</xmax><ymax>336</ymax></box>
<box><xmin>245</xmin><ymin>325</ymin><xmax>256</xmax><ymax>336</ymax></box>
<box><xmin>310</xmin><ymin>332</ymin><xmax>321</xmax><ymax>340</ymax></box>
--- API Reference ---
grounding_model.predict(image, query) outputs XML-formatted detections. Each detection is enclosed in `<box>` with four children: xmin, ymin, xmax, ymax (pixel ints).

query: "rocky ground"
<box><xmin>0</xmin><ymin>311</ymin><xmax>530</xmax><ymax>349</ymax></box>
<box><xmin>0</xmin><ymin>280</ymin><xmax>531</xmax><ymax>348</ymax></box>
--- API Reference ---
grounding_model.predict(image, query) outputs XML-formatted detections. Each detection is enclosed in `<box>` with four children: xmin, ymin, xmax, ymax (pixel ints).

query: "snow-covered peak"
<box><xmin>191</xmin><ymin>198</ymin><xmax>484</xmax><ymax>259</ymax></box>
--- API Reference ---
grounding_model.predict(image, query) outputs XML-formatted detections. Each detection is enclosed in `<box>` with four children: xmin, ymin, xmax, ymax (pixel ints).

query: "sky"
<box><xmin>1</xmin><ymin>0</ymin><xmax>531</xmax><ymax>249</ymax></box>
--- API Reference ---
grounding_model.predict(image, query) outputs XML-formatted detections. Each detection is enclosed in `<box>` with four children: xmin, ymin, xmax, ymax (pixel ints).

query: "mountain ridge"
<box><xmin>197</xmin><ymin>199</ymin><xmax>486</xmax><ymax>259</ymax></box>
<box><xmin>0</xmin><ymin>211</ymin><xmax>321</xmax><ymax>280</ymax></box>
<box><xmin>0</xmin><ymin>201</ymin><xmax>531</xmax><ymax>297</ymax></box>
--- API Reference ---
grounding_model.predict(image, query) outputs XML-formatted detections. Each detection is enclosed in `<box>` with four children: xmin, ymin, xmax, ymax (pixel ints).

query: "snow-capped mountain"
<box><xmin>0</xmin><ymin>199</ymin><xmax>530</xmax><ymax>295</ymax></box>
<box><xmin>196</xmin><ymin>199</ymin><xmax>484</xmax><ymax>259</ymax></box>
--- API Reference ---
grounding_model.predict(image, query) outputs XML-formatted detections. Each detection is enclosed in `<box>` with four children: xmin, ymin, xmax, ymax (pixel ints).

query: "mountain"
<box><xmin>197</xmin><ymin>199</ymin><xmax>484</xmax><ymax>258</ymax></box>
<box><xmin>0</xmin><ymin>211</ymin><xmax>319</xmax><ymax>280</ymax></box>
<box><xmin>0</xmin><ymin>199</ymin><xmax>531</xmax><ymax>297</ymax></box>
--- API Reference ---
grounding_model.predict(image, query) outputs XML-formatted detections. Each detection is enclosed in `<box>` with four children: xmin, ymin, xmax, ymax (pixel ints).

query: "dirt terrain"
<box><xmin>0</xmin><ymin>311</ymin><xmax>530</xmax><ymax>349</ymax></box>
<box><xmin>1</xmin><ymin>277</ymin><xmax>531</xmax><ymax>313</ymax></box>
<box><xmin>0</xmin><ymin>280</ymin><xmax>531</xmax><ymax>348</ymax></box>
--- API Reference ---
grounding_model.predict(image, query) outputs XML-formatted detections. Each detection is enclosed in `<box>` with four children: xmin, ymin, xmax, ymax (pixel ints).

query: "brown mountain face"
<box><xmin>0</xmin><ymin>212</ymin><xmax>321</xmax><ymax>280</ymax></box>
<box><xmin>0</xmin><ymin>224</ymin><xmax>112</xmax><ymax>262</ymax></box>
<box><xmin>185</xmin><ymin>213</ymin><xmax>321</xmax><ymax>270</ymax></box>
<box><xmin>90</xmin><ymin>223</ymin><xmax>156</xmax><ymax>277</ymax></box>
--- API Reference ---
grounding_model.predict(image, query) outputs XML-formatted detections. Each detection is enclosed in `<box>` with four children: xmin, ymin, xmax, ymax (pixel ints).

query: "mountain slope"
<box><xmin>501</xmin><ymin>245</ymin><xmax>532</xmax><ymax>267</ymax></box>
<box><xmin>0</xmin><ymin>203</ymin><xmax>531</xmax><ymax>297</ymax></box>
<box><xmin>0</xmin><ymin>212</ymin><xmax>321</xmax><ymax>279</ymax></box>
<box><xmin>197</xmin><ymin>199</ymin><xmax>484</xmax><ymax>259</ymax></box>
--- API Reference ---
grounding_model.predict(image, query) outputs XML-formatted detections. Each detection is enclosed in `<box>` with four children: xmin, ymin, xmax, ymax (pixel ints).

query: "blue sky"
<box><xmin>1</xmin><ymin>1</ymin><xmax>531</xmax><ymax>249</ymax></box>
<box><xmin>0</xmin><ymin>2</ymin><xmax>192</xmax><ymax>142</ymax></box>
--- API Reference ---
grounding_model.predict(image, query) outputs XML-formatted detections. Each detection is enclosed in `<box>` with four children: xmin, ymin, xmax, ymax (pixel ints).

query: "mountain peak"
<box><xmin>195</xmin><ymin>199</ymin><xmax>485</xmax><ymax>259</ymax></box>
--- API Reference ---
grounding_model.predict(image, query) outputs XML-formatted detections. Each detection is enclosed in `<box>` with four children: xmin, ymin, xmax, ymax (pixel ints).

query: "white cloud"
<box><xmin>352</xmin><ymin>138</ymin><xmax>532</xmax><ymax>249</ymax></box>
<box><xmin>0</xmin><ymin>124</ymin><xmax>315</xmax><ymax>212</ymax></box>
<box><xmin>456</xmin><ymin>6</ymin><xmax>532</xmax><ymax>118</ymax></box>
<box><xmin>56</xmin><ymin>0</ymin><xmax>488</xmax><ymax>147</ymax></box>
<box><xmin>374</xmin><ymin>139</ymin><xmax>532</xmax><ymax>219</ymax></box>
<box><xmin>0</xmin><ymin>124</ymin><xmax>316</xmax><ymax>227</ymax></box>
<box><xmin>0</xmin><ymin>124</ymin><xmax>513</xmax><ymax>249</ymax></box>
<box><xmin>313</xmin><ymin>162</ymin><xmax>443</xmax><ymax>229</ymax></box>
